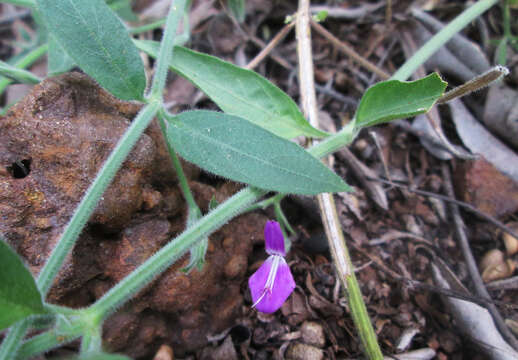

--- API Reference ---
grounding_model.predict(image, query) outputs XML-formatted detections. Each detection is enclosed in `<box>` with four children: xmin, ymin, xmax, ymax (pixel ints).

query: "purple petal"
<box><xmin>248</xmin><ymin>256</ymin><xmax>295</xmax><ymax>313</ymax></box>
<box><xmin>264</xmin><ymin>220</ymin><xmax>285</xmax><ymax>256</ymax></box>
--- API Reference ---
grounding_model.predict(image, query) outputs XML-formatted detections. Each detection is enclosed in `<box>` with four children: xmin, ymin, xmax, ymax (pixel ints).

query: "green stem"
<box><xmin>16</xmin><ymin>323</ymin><xmax>83</xmax><ymax>360</ymax></box>
<box><xmin>0</xmin><ymin>321</ymin><xmax>29</xmax><ymax>360</ymax></box>
<box><xmin>0</xmin><ymin>0</ymin><xmax>35</xmax><ymax>7</ymax></box>
<box><xmin>80</xmin><ymin>325</ymin><xmax>103</xmax><ymax>354</ymax></box>
<box><xmin>0</xmin><ymin>60</ymin><xmax>42</xmax><ymax>84</ymax></box>
<box><xmin>0</xmin><ymin>43</ymin><xmax>48</xmax><ymax>96</ymax></box>
<box><xmin>130</xmin><ymin>18</ymin><xmax>166</xmax><ymax>35</ymax></box>
<box><xmin>148</xmin><ymin>0</ymin><xmax>187</xmax><ymax>100</ymax></box>
<box><xmin>157</xmin><ymin>110</ymin><xmax>198</xmax><ymax>210</ymax></box>
<box><xmin>244</xmin><ymin>193</ymin><xmax>283</xmax><ymax>213</ymax></box>
<box><xmin>503</xmin><ymin>1</ymin><xmax>512</xmax><ymax>39</ymax></box>
<box><xmin>37</xmin><ymin>102</ymin><xmax>160</xmax><ymax>296</ymax></box>
<box><xmin>394</xmin><ymin>0</ymin><xmax>499</xmax><ymax>81</ymax></box>
<box><xmin>89</xmin><ymin>186</ymin><xmax>267</xmax><ymax>319</ymax></box>
<box><xmin>347</xmin><ymin>274</ymin><xmax>382</xmax><ymax>359</ymax></box>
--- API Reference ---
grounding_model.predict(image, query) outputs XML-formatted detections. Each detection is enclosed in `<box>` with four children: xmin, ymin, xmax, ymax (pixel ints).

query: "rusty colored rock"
<box><xmin>454</xmin><ymin>158</ymin><xmax>518</xmax><ymax>218</ymax></box>
<box><xmin>0</xmin><ymin>73</ymin><xmax>268</xmax><ymax>358</ymax></box>
<box><xmin>98</xmin><ymin>219</ymin><xmax>172</xmax><ymax>283</ymax></box>
<box><xmin>0</xmin><ymin>73</ymin><xmax>157</xmax><ymax>301</ymax></box>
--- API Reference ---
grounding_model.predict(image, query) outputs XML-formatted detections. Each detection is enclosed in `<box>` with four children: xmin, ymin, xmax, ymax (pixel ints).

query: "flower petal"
<box><xmin>248</xmin><ymin>256</ymin><xmax>295</xmax><ymax>313</ymax></box>
<box><xmin>264</xmin><ymin>220</ymin><xmax>285</xmax><ymax>256</ymax></box>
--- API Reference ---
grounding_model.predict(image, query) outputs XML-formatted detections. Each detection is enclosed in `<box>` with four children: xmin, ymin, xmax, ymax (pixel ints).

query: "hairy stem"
<box><xmin>148</xmin><ymin>0</ymin><xmax>187</xmax><ymax>100</ymax></box>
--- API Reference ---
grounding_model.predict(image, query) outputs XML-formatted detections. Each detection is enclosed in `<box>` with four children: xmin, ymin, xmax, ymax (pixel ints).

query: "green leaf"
<box><xmin>166</xmin><ymin>110</ymin><xmax>350</xmax><ymax>195</ymax></box>
<box><xmin>0</xmin><ymin>238</ymin><xmax>46</xmax><ymax>330</ymax></box>
<box><xmin>107</xmin><ymin>0</ymin><xmax>138</xmax><ymax>22</ymax></box>
<box><xmin>313</xmin><ymin>10</ymin><xmax>328</xmax><ymax>22</ymax></box>
<box><xmin>355</xmin><ymin>73</ymin><xmax>447</xmax><ymax>128</ymax></box>
<box><xmin>134</xmin><ymin>40</ymin><xmax>328</xmax><ymax>139</ymax></box>
<box><xmin>228</xmin><ymin>0</ymin><xmax>246</xmax><ymax>22</ymax></box>
<box><xmin>38</xmin><ymin>0</ymin><xmax>146</xmax><ymax>100</ymax></box>
<box><xmin>48</xmin><ymin>35</ymin><xmax>76</xmax><ymax>76</ymax></box>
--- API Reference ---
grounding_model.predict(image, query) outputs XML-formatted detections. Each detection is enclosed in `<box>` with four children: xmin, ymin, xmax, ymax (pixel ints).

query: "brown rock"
<box><xmin>454</xmin><ymin>158</ymin><xmax>518</xmax><ymax>218</ymax></box>
<box><xmin>0</xmin><ymin>73</ymin><xmax>154</xmax><ymax>266</ymax></box>
<box><xmin>0</xmin><ymin>72</ymin><xmax>269</xmax><ymax>358</ymax></box>
<box><xmin>285</xmin><ymin>342</ymin><xmax>325</xmax><ymax>360</ymax></box>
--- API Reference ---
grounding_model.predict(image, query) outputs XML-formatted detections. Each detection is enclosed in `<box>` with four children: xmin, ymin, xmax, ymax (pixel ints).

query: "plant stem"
<box><xmin>0</xmin><ymin>0</ymin><xmax>34</xmax><ymax>7</ymax></box>
<box><xmin>148</xmin><ymin>0</ymin><xmax>186</xmax><ymax>100</ymax></box>
<box><xmin>0</xmin><ymin>43</ymin><xmax>48</xmax><ymax>96</ymax></box>
<box><xmin>37</xmin><ymin>102</ymin><xmax>160</xmax><ymax>296</ymax></box>
<box><xmin>16</xmin><ymin>322</ymin><xmax>83</xmax><ymax>360</ymax></box>
<box><xmin>0</xmin><ymin>60</ymin><xmax>42</xmax><ymax>84</ymax></box>
<box><xmin>0</xmin><ymin>321</ymin><xmax>29</xmax><ymax>360</ymax></box>
<box><xmin>157</xmin><ymin>111</ymin><xmax>198</xmax><ymax>210</ymax></box>
<box><xmin>80</xmin><ymin>324</ymin><xmax>103</xmax><ymax>354</ymax></box>
<box><xmin>393</xmin><ymin>0</ymin><xmax>499</xmax><ymax>81</ymax></box>
<box><xmin>296</xmin><ymin>0</ymin><xmax>383</xmax><ymax>358</ymax></box>
<box><xmin>130</xmin><ymin>18</ymin><xmax>166</xmax><ymax>35</ymax></box>
<box><xmin>89</xmin><ymin>186</ymin><xmax>267</xmax><ymax>319</ymax></box>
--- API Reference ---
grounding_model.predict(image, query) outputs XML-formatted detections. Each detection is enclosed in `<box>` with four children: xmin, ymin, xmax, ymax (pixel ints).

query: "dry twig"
<box><xmin>441</xmin><ymin>163</ymin><xmax>518</xmax><ymax>350</ymax></box>
<box><xmin>310</xmin><ymin>20</ymin><xmax>390</xmax><ymax>80</ymax></box>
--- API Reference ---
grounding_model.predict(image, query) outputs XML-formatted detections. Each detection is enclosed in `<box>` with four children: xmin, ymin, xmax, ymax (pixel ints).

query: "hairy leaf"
<box><xmin>38</xmin><ymin>0</ymin><xmax>146</xmax><ymax>100</ymax></box>
<box><xmin>166</xmin><ymin>110</ymin><xmax>350</xmax><ymax>195</ymax></box>
<box><xmin>135</xmin><ymin>40</ymin><xmax>328</xmax><ymax>139</ymax></box>
<box><xmin>0</xmin><ymin>239</ymin><xmax>46</xmax><ymax>330</ymax></box>
<box><xmin>355</xmin><ymin>73</ymin><xmax>447</xmax><ymax>128</ymax></box>
<box><xmin>48</xmin><ymin>35</ymin><xmax>76</xmax><ymax>76</ymax></box>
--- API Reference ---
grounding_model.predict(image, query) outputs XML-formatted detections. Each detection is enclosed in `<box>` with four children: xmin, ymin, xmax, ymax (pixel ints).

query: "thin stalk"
<box><xmin>148</xmin><ymin>0</ymin><xmax>186</xmax><ymax>100</ymax></box>
<box><xmin>130</xmin><ymin>18</ymin><xmax>166</xmax><ymax>35</ymax></box>
<box><xmin>16</xmin><ymin>323</ymin><xmax>83</xmax><ymax>360</ymax></box>
<box><xmin>296</xmin><ymin>0</ymin><xmax>383</xmax><ymax>359</ymax></box>
<box><xmin>0</xmin><ymin>0</ymin><xmax>34</xmax><ymax>7</ymax></box>
<box><xmin>393</xmin><ymin>0</ymin><xmax>499</xmax><ymax>81</ymax></box>
<box><xmin>0</xmin><ymin>60</ymin><xmax>42</xmax><ymax>84</ymax></box>
<box><xmin>0</xmin><ymin>43</ymin><xmax>48</xmax><ymax>95</ymax></box>
<box><xmin>0</xmin><ymin>321</ymin><xmax>29</xmax><ymax>360</ymax></box>
<box><xmin>157</xmin><ymin>111</ymin><xmax>198</xmax><ymax>210</ymax></box>
<box><xmin>37</xmin><ymin>102</ymin><xmax>160</xmax><ymax>296</ymax></box>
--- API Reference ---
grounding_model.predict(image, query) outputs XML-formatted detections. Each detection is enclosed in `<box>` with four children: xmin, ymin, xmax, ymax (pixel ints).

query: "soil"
<box><xmin>1</xmin><ymin>1</ymin><xmax>518</xmax><ymax>359</ymax></box>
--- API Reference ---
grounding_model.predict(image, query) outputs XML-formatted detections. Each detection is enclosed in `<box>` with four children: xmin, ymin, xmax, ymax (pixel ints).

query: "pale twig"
<box><xmin>246</xmin><ymin>22</ymin><xmax>294</xmax><ymax>70</ymax></box>
<box><xmin>296</xmin><ymin>1</ymin><xmax>383</xmax><ymax>359</ymax></box>
<box><xmin>310</xmin><ymin>19</ymin><xmax>390</xmax><ymax>80</ymax></box>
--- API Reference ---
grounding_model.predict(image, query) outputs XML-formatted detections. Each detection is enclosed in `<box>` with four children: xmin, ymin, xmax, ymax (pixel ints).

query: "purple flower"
<box><xmin>248</xmin><ymin>220</ymin><xmax>295</xmax><ymax>313</ymax></box>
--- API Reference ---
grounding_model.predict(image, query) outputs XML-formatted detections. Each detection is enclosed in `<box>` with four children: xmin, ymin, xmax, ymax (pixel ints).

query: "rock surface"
<box><xmin>0</xmin><ymin>73</ymin><xmax>266</xmax><ymax>357</ymax></box>
<box><xmin>454</xmin><ymin>157</ymin><xmax>518</xmax><ymax>218</ymax></box>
